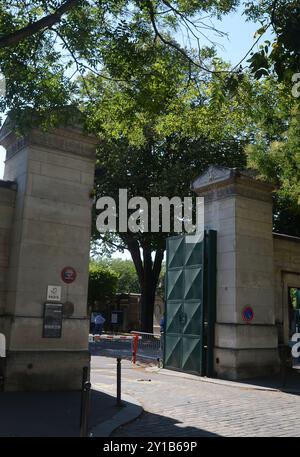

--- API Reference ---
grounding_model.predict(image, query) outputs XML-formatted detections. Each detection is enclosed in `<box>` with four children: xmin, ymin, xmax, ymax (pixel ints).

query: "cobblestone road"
<box><xmin>91</xmin><ymin>356</ymin><xmax>300</xmax><ymax>437</ymax></box>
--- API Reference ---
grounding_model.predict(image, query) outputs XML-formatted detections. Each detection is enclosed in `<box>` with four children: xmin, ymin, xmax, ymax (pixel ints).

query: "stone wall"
<box><xmin>0</xmin><ymin>120</ymin><xmax>97</xmax><ymax>391</ymax></box>
<box><xmin>273</xmin><ymin>233</ymin><xmax>300</xmax><ymax>345</ymax></box>
<box><xmin>192</xmin><ymin>166</ymin><xmax>280</xmax><ymax>379</ymax></box>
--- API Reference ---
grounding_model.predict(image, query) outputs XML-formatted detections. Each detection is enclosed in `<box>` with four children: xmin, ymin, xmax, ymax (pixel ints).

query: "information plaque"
<box><xmin>43</xmin><ymin>303</ymin><xmax>63</xmax><ymax>338</ymax></box>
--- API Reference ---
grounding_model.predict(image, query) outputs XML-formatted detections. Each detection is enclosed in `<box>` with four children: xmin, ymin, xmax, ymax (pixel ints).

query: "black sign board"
<box><xmin>43</xmin><ymin>303</ymin><xmax>63</xmax><ymax>338</ymax></box>
<box><xmin>111</xmin><ymin>310</ymin><xmax>124</xmax><ymax>326</ymax></box>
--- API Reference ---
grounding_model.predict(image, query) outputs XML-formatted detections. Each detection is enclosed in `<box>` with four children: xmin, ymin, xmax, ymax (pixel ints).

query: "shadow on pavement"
<box><xmin>112</xmin><ymin>410</ymin><xmax>220</xmax><ymax>438</ymax></box>
<box><xmin>0</xmin><ymin>389</ymin><xmax>122</xmax><ymax>437</ymax></box>
<box><xmin>238</xmin><ymin>367</ymin><xmax>300</xmax><ymax>395</ymax></box>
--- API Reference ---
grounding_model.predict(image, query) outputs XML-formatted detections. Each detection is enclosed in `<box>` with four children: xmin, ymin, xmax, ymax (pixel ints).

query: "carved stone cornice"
<box><xmin>0</xmin><ymin>118</ymin><xmax>98</xmax><ymax>161</ymax></box>
<box><xmin>29</xmin><ymin>128</ymin><xmax>98</xmax><ymax>159</ymax></box>
<box><xmin>192</xmin><ymin>165</ymin><xmax>273</xmax><ymax>202</ymax></box>
<box><xmin>196</xmin><ymin>183</ymin><xmax>273</xmax><ymax>203</ymax></box>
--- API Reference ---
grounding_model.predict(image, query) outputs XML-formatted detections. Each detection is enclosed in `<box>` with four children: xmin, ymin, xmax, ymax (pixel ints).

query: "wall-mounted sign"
<box><xmin>242</xmin><ymin>306</ymin><xmax>254</xmax><ymax>323</ymax></box>
<box><xmin>61</xmin><ymin>266</ymin><xmax>77</xmax><ymax>284</ymax></box>
<box><xmin>111</xmin><ymin>311</ymin><xmax>123</xmax><ymax>325</ymax></box>
<box><xmin>47</xmin><ymin>285</ymin><xmax>62</xmax><ymax>302</ymax></box>
<box><xmin>43</xmin><ymin>303</ymin><xmax>63</xmax><ymax>338</ymax></box>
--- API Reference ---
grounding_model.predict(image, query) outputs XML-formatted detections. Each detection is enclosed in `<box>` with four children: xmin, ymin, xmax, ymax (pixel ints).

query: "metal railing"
<box><xmin>131</xmin><ymin>331</ymin><xmax>163</xmax><ymax>364</ymax></box>
<box><xmin>89</xmin><ymin>332</ymin><xmax>163</xmax><ymax>365</ymax></box>
<box><xmin>89</xmin><ymin>333</ymin><xmax>139</xmax><ymax>360</ymax></box>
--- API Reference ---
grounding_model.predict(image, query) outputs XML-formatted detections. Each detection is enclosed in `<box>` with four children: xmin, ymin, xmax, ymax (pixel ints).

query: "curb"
<box><xmin>156</xmin><ymin>368</ymin><xmax>300</xmax><ymax>393</ymax></box>
<box><xmin>89</xmin><ymin>389</ymin><xmax>143</xmax><ymax>437</ymax></box>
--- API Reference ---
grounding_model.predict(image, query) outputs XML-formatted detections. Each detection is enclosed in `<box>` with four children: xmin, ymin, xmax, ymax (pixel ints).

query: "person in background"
<box><xmin>160</xmin><ymin>314</ymin><xmax>166</xmax><ymax>334</ymax></box>
<box><xmin>94</xmin><ymin>313</ymin><xmax>106</xmax><ymax>335</ymax></box>
<box><xmin>159</xmin><ymin>313</ymin><xmax>166</xmax><ymax>358</ymax></box>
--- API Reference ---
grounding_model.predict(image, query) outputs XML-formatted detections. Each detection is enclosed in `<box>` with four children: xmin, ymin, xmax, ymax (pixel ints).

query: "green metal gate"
<box><xmin>164</xmin><ymin>230</ymin><xmax>217</xmax><ymax>377</ymax></box>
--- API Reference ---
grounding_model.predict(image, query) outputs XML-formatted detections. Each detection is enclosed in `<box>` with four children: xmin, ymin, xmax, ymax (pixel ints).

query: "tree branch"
<box><xmin>145</xmin><ymin>0</ymin><xmax>230</xmax><ymax>76</ymax></box>
<box><xmin>98</xmin><ymin>234</ymin><xmax>127</xmax><ymax>251</ymax></box>
<box><xmin>0</xmin><ymin>0</ymin><xmax>80</xmax><ymax>49</ymax></box>
<box><xmin>146</xmin><ymin>0</ymin><xmax>212</xmax><ymax>74</ymax></box>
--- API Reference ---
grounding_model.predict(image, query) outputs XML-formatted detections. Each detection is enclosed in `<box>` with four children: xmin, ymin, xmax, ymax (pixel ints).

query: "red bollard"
<box><xmin>132</xmin><ymin>332</ymin><xmax>139</xmax><ymax>364</ymax></box>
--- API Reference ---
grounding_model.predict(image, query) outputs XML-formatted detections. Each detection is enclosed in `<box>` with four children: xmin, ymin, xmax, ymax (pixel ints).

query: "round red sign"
<box><xmin>61</xmin><ymin>266</ymin><xmax>77</xmax><ymax>284</ymax></box>
<box><xmin>242</xmin><ymin>306</ymin><xmax>254</xmax><ymax>322</ymax></box>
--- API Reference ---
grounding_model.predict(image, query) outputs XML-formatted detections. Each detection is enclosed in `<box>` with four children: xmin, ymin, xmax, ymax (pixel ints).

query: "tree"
<box><xmin>110</xmin><ymin>259</ymin><xmax>140</xmax><ymax>294</ymax></box>
<box><xmin>242</xmin><ymin>0</ymin><xmax>300</xmax><ymax>235</ymax></box>
<box><xmin>228</xmin><ymin>52</ymin><xmax>300</xmax><ymax>232</ymax></box>
<box><xmin>245</xmin><ymin>1</ymin><xmax>300</xmax><ymax>82</ymax></box>
<box><xmin>92</xmin><ymin>134</ymin><xmax>245</xmax><ymax>331</ymax></box>
<box><xmin>92</xmin><ymin>258</ymin><xmax>141</xmax><ymax>294</ymax></box>
<box><xmin>0</xmin><ymin>0</ymin><xmax>278</xmax><ymax>126</ymax></box>
<box><xmin>88</xmin><ymin>261</ymin><xmax>119</xmax><ymax>308</ymax></box>
<box><xmin>2</xmin><ymin>0</ymin><xmax>299</xmax><ymax>128</ymax></box>
<box><xmin>81</xmin><ymin>35</ymin><xmax>251</xmax><ymax>332</ymax></box>
<box><xmin>0</xmin><ymin>1</ymin><xmax>252</xmax><ymax>127</ymax></box>
<box><xmin>247</xmin><ymin>105</ymin><xmax>300</xmax><ymax>234</ymax></box>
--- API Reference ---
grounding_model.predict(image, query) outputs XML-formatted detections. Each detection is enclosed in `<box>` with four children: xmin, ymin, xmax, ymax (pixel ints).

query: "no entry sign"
<box><xmin>242</xmin><ymin>306</ymin><xmax>254</xmax><ymax>323</ymax></box>
<box><xmin>61</xmin><ymin>266</ymin><xmax>77</xmax><ymax>284</ymax></box>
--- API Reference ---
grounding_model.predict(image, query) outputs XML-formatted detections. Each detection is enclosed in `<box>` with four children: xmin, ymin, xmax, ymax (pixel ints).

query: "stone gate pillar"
<box><xmin>192</xmin><ymin>166</ymin><xmax>280</xmax><ymax>379</ymax></box>
<box><xmin>0</xmin><ymin>118</ymin><xmax>97</xmax><ymax>391</ymax></box>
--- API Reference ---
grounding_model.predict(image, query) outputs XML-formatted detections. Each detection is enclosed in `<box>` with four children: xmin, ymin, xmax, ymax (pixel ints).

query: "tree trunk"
<box><xmin>126</xmin><ymin>237</ymin><xmax>164</xmax><ymax>333</ymax></box>
<box><xmin>140</xmin><ymin>247</ymin><xmax>164</xmax><ymax>332</ymax></box>
<box><xmin>140</xmin><ymin>281</ymin><xmax>156</xmax><ymax>333</ymax></box>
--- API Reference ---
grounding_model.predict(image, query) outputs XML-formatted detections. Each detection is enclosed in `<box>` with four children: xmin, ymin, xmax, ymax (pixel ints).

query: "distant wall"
<box><xmin>95</xmin><ymin>293</ymin><xmax>164</xmax><ymax>333</ymax></box>
<box><xmin>0</xmin><ymin>120</ymin><xmax>97</xmax><ymax>391</ymax></box>
<box><xmin>273</xmin><ymin>233</ymin><xmax>300</xmax><ymax>344</ymax></box>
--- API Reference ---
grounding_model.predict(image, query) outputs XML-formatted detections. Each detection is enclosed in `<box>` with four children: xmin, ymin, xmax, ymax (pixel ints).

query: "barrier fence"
<box><xmin>89</xmin><ymin>331</ymin><xmax>163</xmax><ymax>365</ymax></box>
<box><xmin>89</xmin><ymin>334</ymin><xmax>136</xmax><ymax>360</ymax></box>
<box><xmin>131</xmin><ymin>331</ymin><xmax>163</xmax><ymax>364</ymax></box>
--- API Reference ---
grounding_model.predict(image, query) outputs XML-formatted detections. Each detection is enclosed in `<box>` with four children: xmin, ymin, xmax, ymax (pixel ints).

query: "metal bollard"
<box><xmin>80</xmin><ymin>381</ymin><xmax>91</xmax><ymax>437</ymax></box>
<box><xmin>81</xmin><ymin>366</ymin><xmax>89</xmax><ymax>390</ymax></box>
<box><xmin>80</xmin><ymin>366</ymin><xmax>91</xmax><ymax>437</ymax></box>
<box><xmin>116</xmin><ymin>357</ymin><xmax>123</xmax><ymax>407</ymax></box>
<box><xmin>80</xmin><ymin>366</ymin><xmax>89</xmax><ymax>426</ymax></box>
<box><xmin>132</xmin><ymin>333</ymin><xmax>139</xmax><ymax>364</ymax></box>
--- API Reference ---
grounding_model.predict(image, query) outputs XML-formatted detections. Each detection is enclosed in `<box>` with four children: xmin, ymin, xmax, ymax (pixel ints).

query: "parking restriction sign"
<box><xmin>61</xmin><ymin>266</ymin><xmax>77</xmax><ymax>284</ymax></box>
<box><xmin>242</xmin><ymin>306</ymin><xmax>254</xmax><ymax>323</ymax></box>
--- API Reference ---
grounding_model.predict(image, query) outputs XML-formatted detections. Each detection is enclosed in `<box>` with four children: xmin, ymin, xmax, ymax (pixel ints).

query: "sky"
<box><xmin>0</xmin><ymin>7</ymin><xmax>270</xmax><ymax>181</ymax></box>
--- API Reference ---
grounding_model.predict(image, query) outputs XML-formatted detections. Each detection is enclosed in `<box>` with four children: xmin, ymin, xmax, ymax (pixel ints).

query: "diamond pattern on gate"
<box><xmin>182</xmin><ymin>338</ymin><xmax>202</xmax><ymax>373</ymax></box>
<box><xmin>166</xmin><ymin>301</ymin><xmax>182</xmax><ymax>334</ymax></box>
<box><xmin>168</xmin><ymin>237</ymin><xmax>185</xmax><ymax>269</ymax></box>
<box><xmin>167</xmin><ymin>269</ymin><xmax>184</xmax><ymax>301</ymax></box>
<box><xmin>184</xmin><ymin>267</ymin><xmax>202</xmax><ymax>300</ymax></box>
<box><xmin>185</xmin><ymin>241</ymin><xmax>203</xmax><ymax>267</ymax></box>
<box><xmin>183</xmin><ymin>301</ymin><xmax>202</xmax><ymax>336</ymax></box>
<box><xmin>164</xmin><ymin>336</ymin><xmax>181</xmax><ymax>368</ymax></box>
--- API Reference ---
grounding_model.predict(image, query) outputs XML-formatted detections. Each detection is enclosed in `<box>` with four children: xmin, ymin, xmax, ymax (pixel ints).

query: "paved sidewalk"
<box><xmin>91</xmin><ymin>355</ymin><xmax>300</xmax><ymax>437</ymax></box>
<box><xmin>0</xmin><ymin>385</ymin><xmax>141</xmax><ymax>437</ymax></box>
<box><xmin>2</xmin><ymin>354</ymin><xmax>299</xmax><ymax>437</ymax></box>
